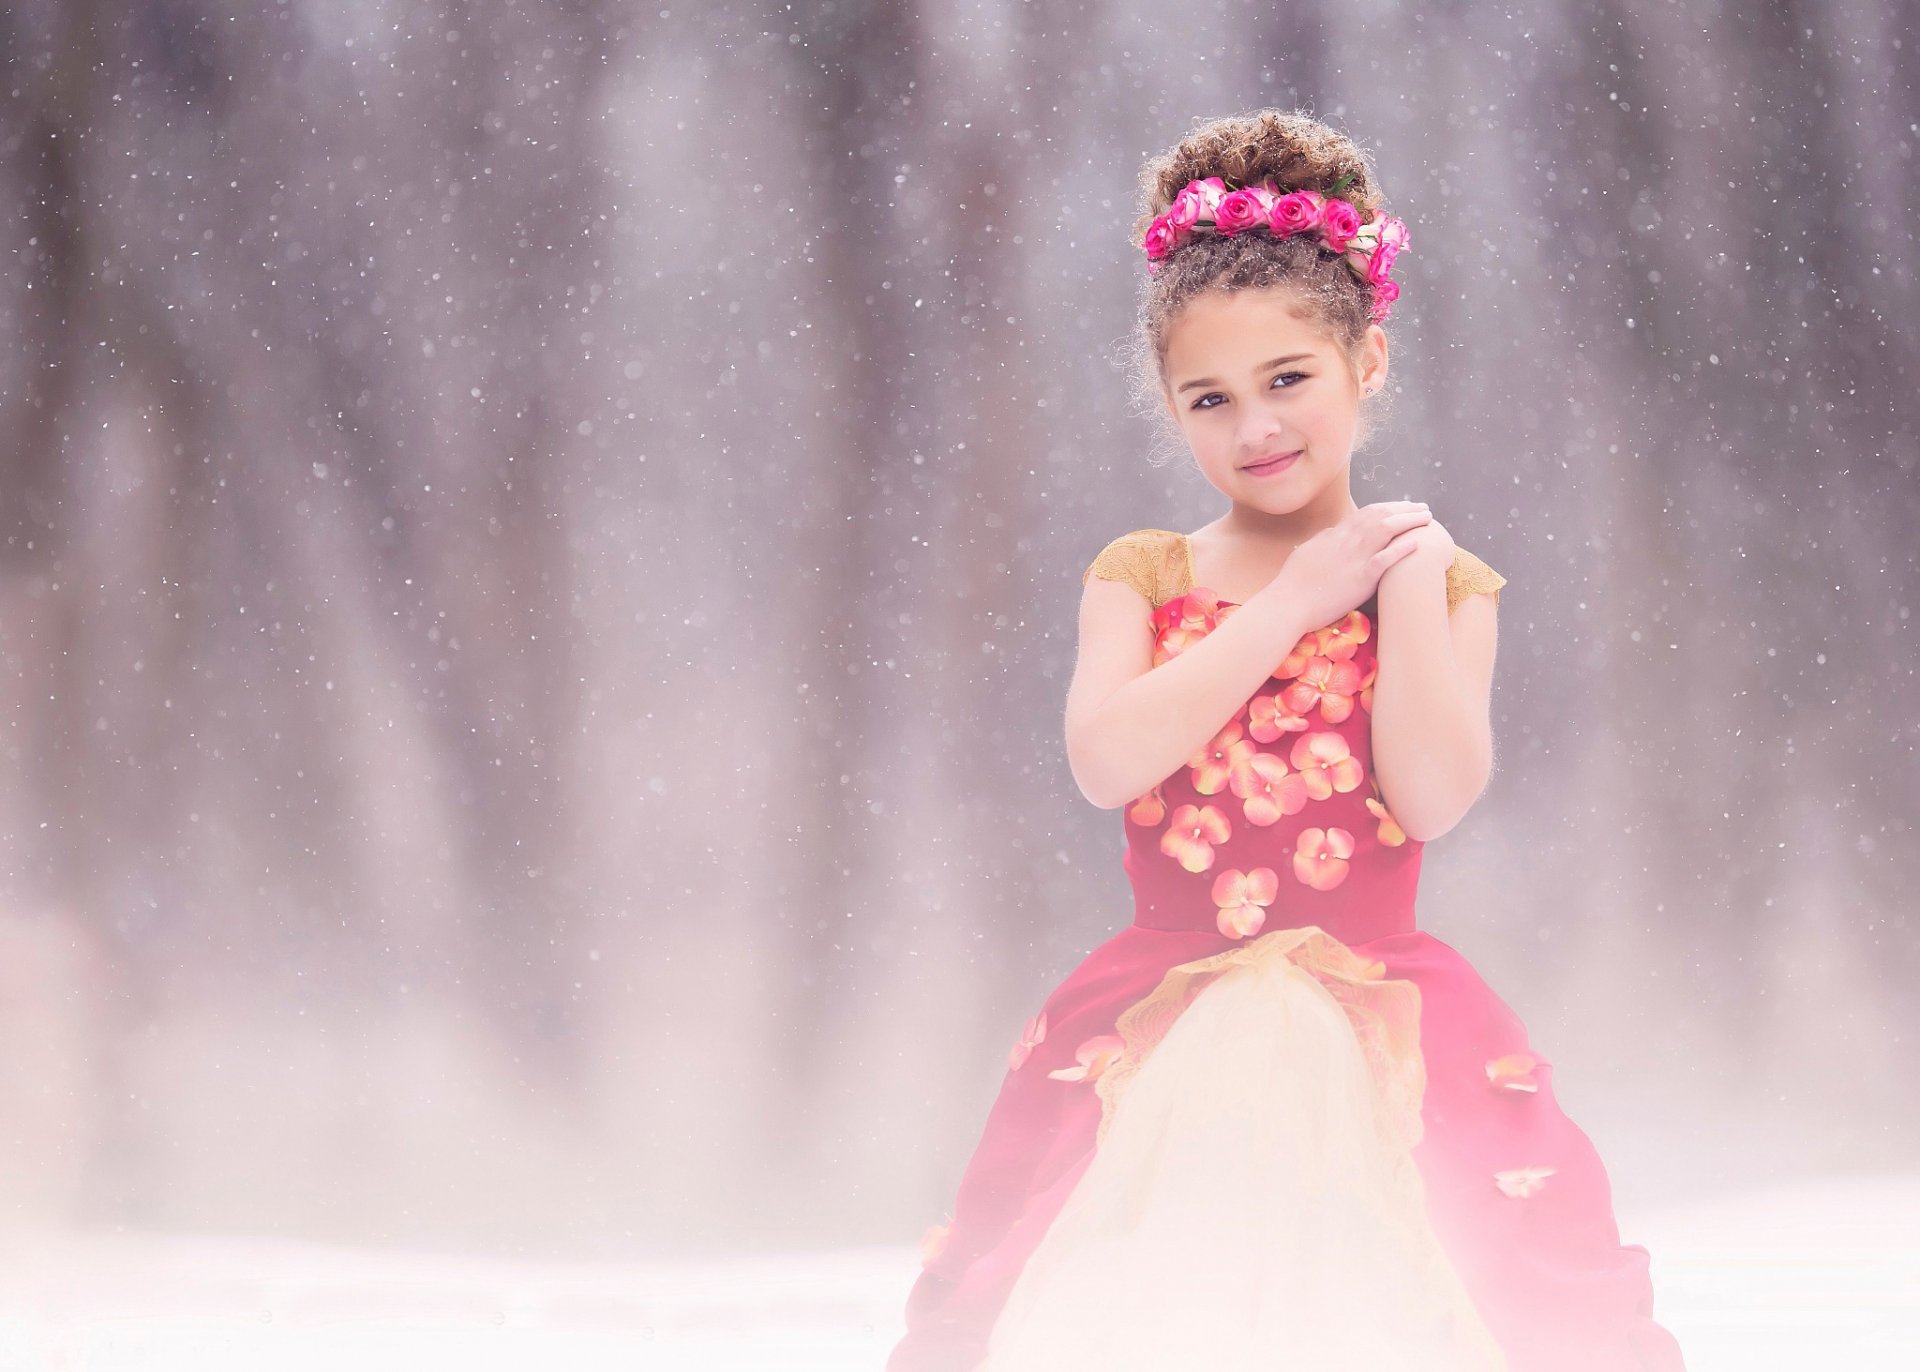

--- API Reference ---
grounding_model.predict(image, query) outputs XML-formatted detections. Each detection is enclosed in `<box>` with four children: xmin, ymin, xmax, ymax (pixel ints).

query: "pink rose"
<box><xmin>1327</xmin><ymin>210</ymin><xmax>1408</xmax><ymax>298</ymax></box>
<box><xmin>1360</xmin><ymin>243</ymin><xmax>1389</xmax><ymax>285</ymax></box>
<box><xmin>1166</xmin><ymin>186</ymin><xmax>1205</xmax><ymax>231</ymax></box>
<box><xmin>1319</xmin><ymin>197</ymin><xmax>1362</xmax><ymax>252</ymax></box>
<box><xmin>1371</xmin><ymin>240</ymin><xmax>1403</xmax><ymax>284</ymax></box>
<box><xmin>1343</xmin><ymin>223</ymin><xmax>1383</xmax><ymax>281</ymax></box>
<box><xmin>1184</xmin><ymin>176</ymin><xmax>1229</xmax><ymax>219</ymax></box>
<box><xmin>1368</xmin><ymin>278</ymin><xmax>1400</xmax><ymax>322</ymax></box>
<box><xmin>1268</xmin><ymin>190</ymin><xmax>1324</xmax><ymax>237</ymax></box>
<box><xmin>1214</xmin><ymin>188</ymin><xmax>1267</xmax><ymax>235</ymax></box>
<box><xmin>1143</xmin><ymin>213</ymin><xmax>1179</xmax><ymax>260</ymax></box>
<box><xmin>1366</xmin><ymin>217</ymin><xmax>1409</xmax><ymax>283</ymax></box>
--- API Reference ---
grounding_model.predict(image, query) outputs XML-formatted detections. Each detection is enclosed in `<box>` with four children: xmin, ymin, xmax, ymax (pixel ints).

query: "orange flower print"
<box><xmin>1047</xmin><ymin>1032</ymin><xmax>1127</xmax><ymax>1083</ymax></box>
<box><xmin>1189</xmin><ymin>719</ymin><xmax>1258</xmax><ymax>796</ymax></box>
<box><xmin>1151</xmin><ymin>590</ymin><xmax>1225</xmax><ymax>661</ymax></box>
<box><xmin>1317</xmin><ymin>608</ymin><xmax>1372</xmax><ymax>661</ymax></box>
<box><xmin>1280</xmin><ymin>655</ymin><xmax>1364</xmax><ymax>724</ymax></box>
<box><xmin>1154</xmin><ymin>624</ymin><xmax>1207</xmax><ymax>667</ymax></box>
<box><xmin>1247</xmin><ymin>691</ymin><xmax>1311</xmax><ymax>743</ymax></box>
<box><xmin>1160</xmin><ymin>802</ymin><xmax>1232</xmax><ymax>873</ymax></box>
<box><xmin>1356</xmin><ymin>658</ymin><xmax>1379</xmax><ymax>715</ymax></box>
<box><xmin>1289</xmin><ymin>731</ymin><xmax>1366</xmax><ymax>800</ymax></box>
<box><xmin>1366</xmin><ymin>795</ymin><xmax>1408</xmax><ymax>847</ymax></box>
<box><xmin>1273</xmin><ymin>635</ymin><xmax>1317</xmax><ymax>682</ymax></box>
<box><xmin>1494</xmin><ymin>1166</ymin><xmax>1558</xmax><ymax>1199</ymax></box>
<box><xmin>1231</xmin><ymin>750</ymin><xmax>1310</xmax><ymax>826</ymax></box>
<box><xmin>1294</xmin><ymin>825</ymin><xmax>1356</xmax><ymax>890</ymax></box>
<box><xmin>1212</xmin><ymin>866</ymin><xmax>1279</xmax><ymax>939</ymax></box>
<box><xmin>1486</xmin><ymin>1052</ymin><xmax>1543</xmax><ymax>1093</ymax></box>
<box><xmin>1183</xmin><ymin>587</ymin><xmax>1233</xmax><ymax>620</ymax></box>
<box><xmin>1127</xmin><ymin>784</ymin><xmax>1168</xmax><ymax>827</ymax></box>
<box><xmin>1274</xmin><ymin>608</ymin><xmax>1372</xmax><ymax>678</ymax></box>
<box><xmin>920</xmin><ymin>1215</ymin><xmax>953</xmax><ymax>1266</ymax></box>
<box><xmin>1009</xmin><ymin>1011</ymin><xmax>1049</xmax><ymax>1071</ymax></box>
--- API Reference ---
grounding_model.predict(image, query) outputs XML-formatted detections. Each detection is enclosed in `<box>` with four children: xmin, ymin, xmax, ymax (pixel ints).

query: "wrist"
<box><xmin>1241</xmin><ymin>579</ymin><xmax>1317</xmax><ymax>646</ymax></box>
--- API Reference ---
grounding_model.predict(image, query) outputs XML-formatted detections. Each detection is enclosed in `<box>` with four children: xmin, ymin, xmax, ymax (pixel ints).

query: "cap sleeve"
<box><xmin>1446</xmin><ymin>546</ymin><xmax>1507</xmax><ymax>612</ymax></box>
<box><xmin>1081</xmin><ymin>529</ymin><xmax>1185</xmax><ymax>607</ymax></box>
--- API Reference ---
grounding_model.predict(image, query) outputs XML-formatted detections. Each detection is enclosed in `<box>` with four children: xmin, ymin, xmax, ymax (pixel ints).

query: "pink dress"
<box><xmin>888</xmin><ymin>530</ymin><xmax>1686</xmax><ymax>1372</ymax></box>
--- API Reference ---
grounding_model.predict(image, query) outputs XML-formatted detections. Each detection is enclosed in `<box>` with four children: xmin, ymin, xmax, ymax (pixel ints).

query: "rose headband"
<box><xmin>1143</xmin><ymin>172</ymin><xmax>1410</xmax><ymax>322</ymax></box>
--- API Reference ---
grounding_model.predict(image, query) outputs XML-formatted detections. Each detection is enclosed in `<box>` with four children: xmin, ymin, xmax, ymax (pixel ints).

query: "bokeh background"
<box><xmin>1</xmin><ymin>0</ymin><xmax>1915</xmax><ymax>1362</ymax></box>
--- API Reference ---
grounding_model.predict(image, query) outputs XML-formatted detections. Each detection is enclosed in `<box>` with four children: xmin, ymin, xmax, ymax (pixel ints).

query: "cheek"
<box><xmin>1200</xmin><ymin>429</ymin><xmax>1238</xmax><ymax>465</ymax></box>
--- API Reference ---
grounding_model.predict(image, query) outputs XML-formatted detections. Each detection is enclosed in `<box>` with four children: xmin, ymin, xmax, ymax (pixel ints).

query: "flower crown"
<box><xmin>1143</xmin><ymin>171</ymin><xmax>1410</xmax><ymax>323</ymax></box>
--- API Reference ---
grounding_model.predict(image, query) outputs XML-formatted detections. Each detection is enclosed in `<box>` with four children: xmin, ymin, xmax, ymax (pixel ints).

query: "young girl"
<box><xmin>888</xmin><ymin>111</ymin><xmax>1687</xmax><ymax>1372</ymax></box>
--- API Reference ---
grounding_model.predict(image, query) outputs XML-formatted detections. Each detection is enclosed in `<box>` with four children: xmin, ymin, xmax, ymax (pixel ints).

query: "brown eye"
<box><xmin>1191</xmin><ymin>372</ymin><xmax>1306</xmax><ymax>411</ymax></box>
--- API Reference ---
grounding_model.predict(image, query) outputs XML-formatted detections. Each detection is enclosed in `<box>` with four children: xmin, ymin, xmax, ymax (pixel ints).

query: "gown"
<box><xmin>888</xmin><ymin>529</ymin><xmax>1687</xmax><ymax>1372</ymax></box>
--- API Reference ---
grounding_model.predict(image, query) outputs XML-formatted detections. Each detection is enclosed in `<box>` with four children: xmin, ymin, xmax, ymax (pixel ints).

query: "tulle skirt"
<box><xmin>980</xmin><ymin>929</ymin><xmax>1506</xmax><ymax>1370</ymax></box>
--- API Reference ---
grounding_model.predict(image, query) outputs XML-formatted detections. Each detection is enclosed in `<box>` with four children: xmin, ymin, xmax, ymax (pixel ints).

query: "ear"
<box><xmin>1358</xmin><ymin>325</ymin><xmax>1390</xmax><ymax>392</ymax></box>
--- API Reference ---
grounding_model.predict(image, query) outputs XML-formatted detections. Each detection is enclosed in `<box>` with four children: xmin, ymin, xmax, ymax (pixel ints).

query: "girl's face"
<box><xmin>1160</xmin><ymin>287</ymin><xmax>1388</xmax><ymax>513</ymax></box>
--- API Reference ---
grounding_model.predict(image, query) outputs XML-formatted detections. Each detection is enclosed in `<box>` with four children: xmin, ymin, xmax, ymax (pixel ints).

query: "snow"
<box><xmin>2</xmin><ymin>1173</ymin><xmax>1915</xmax><ymax>1370</ymax></box>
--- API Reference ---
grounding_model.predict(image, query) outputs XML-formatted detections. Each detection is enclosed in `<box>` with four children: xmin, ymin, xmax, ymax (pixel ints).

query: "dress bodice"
<box><xmin>1082</xmin><ymin>529</ymin><xmax>1507</xmax><ymax>945</ymax></box>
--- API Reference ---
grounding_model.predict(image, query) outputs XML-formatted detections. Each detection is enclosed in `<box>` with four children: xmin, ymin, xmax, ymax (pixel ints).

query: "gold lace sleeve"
<box><xmin>1081</xmin><ymin>529</ymin><xmax>1187</xmax><ymax>607</ymax></box>
<box><xmin>1446</xmin><ymin>546</ymin><xmax>1507</xmax><ymax>613</ymax></box>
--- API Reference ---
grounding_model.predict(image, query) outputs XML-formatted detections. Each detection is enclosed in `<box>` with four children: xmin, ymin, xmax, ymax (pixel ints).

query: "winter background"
<box><xmin>0</xmin><ymin>1</ymin><xmax>1915</xmax><ymax>1368</ymax></box>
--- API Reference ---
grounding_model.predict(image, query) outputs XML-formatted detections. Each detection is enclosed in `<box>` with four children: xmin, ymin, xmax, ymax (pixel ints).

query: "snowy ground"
<box><xmin>1</xmin><ymin>1174</ymin><xmax>1915</xmax><ymax>1370</ymax></box>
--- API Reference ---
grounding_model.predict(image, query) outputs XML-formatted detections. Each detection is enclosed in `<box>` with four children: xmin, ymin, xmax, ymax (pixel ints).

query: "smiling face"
<box><xmin>1160</xmin><ymin>286</ymin><xmax>1388</xmax><ymax>514</ymax></box>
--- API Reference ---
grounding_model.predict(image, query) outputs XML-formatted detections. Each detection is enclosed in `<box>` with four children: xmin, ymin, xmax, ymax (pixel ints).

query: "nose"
<box><xmin>1238</xmin><ymin>410</ymin><xmax>1288</xmax><ymax>454</ymax></box>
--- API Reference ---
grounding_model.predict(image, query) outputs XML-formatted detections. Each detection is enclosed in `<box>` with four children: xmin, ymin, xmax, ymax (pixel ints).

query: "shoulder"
<box><xmin>1081</xmin><ymin>528</ymin><xmax>1188</xmax><ymax>607</ymax></box>
<box><xmin>1445</xmin><ymin>544</ymin><xmax>1508</xmax><ymax>613</ymax></box>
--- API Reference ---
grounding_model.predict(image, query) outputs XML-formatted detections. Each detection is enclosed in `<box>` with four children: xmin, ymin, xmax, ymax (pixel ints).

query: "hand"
<box><xmin>1376</xmin><ymin>516</ymin><xmax>1458</xmax><ymax>590</ymax></box>
<box><xmin>1268</xmin><ymin>500</ymin><xmax>1432</xmax><ymax>627</ymax></box>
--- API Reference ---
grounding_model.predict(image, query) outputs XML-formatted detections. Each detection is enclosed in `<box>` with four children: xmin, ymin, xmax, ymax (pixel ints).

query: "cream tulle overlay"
<box><xmin>979</xmin><ymin>926</ymin><xmax>1509</xmax><ymax>1371</ymax></box>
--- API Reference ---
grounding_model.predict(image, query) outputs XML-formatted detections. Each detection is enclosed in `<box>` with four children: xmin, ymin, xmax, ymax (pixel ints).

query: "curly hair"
<box><xmin>1119</xmin><ymin>108</ymin><xmax>1399</xmax><ymax>467</ymax></box>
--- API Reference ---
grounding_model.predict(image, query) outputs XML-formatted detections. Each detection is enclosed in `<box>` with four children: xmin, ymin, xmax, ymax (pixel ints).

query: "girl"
<box><xmin>889</xmin><ymin>110</ymin><xmax>1687</xmax><ymax>1372</ymax></box>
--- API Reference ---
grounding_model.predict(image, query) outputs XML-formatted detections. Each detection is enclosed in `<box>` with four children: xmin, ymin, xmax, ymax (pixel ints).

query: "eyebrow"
<box><xmin>1175</xmin><ymin>352</ymin><xmax>1316</xmax><ymax>394</ymax></box>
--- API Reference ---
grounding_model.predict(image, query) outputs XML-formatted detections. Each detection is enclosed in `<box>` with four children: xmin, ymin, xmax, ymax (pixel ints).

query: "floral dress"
<box><xmin>888</xmin><ymin>529</ymin><xmax>1687</xmax><ymax>1372</ymax></box>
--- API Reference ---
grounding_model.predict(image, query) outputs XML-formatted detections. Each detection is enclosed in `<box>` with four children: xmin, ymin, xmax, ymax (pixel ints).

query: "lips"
<box><xmin>1242</xmin><ymin>449</ymin><xmax>1302</xmax><ymax>476</ymax></box>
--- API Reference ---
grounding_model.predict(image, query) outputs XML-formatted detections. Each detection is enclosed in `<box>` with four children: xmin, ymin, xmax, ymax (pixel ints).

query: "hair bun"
<box><xmin>1134</xmin><ymin>109</ymin><xmax>1382</xmax><ymax>247</ymax></box>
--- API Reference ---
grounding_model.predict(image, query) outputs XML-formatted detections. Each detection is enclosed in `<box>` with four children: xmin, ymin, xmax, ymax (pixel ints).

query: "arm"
<box><xmin>1065</xmin><ymin>577</ymin><xmax>1316</xmax><ymax>811</ymax></box>
<box><xmin>1368</xmin><ymin>539</ymin><xmax>1502</xmax><ymax>842</ymax></box>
